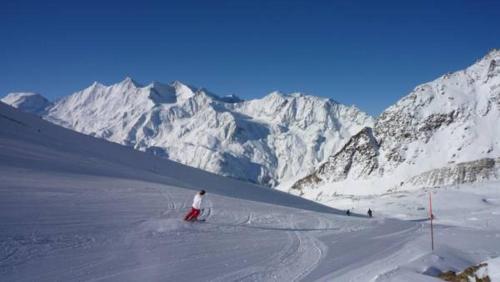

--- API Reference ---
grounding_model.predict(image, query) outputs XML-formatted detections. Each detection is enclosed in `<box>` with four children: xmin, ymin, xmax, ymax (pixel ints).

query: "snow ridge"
<box><xmin>1</xmin><ymin>92</ymin><xmax>52</xmax><ymax>114</ymax></box>
<box><xmin>2</xmin><ymin>78</ymin><xmax>373</xmax><ymax>187</ymax></box>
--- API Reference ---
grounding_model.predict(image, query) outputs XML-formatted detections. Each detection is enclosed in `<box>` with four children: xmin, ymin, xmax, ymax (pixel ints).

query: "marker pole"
<box><xmin>429</xmin><ymin>191</ymin><xmax>434</xmax><ymax>251</ymax></box>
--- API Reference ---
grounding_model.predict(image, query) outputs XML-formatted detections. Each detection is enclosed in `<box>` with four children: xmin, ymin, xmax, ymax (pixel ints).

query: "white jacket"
<box><xmin>192</xmin><ymin>193</ymin><xmax>203</xmax><ymax>210</ymax></box>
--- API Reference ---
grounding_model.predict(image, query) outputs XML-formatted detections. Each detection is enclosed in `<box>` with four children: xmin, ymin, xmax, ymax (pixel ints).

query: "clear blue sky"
<box><xmin>1</xmin><ymin>0</ymin><xmax>499</xmax><ymax>116</ymax></box>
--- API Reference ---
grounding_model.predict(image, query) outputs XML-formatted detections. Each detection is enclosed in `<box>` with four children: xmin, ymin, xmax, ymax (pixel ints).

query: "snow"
<box><xmin>0</xmin><ymin>101</ymin><xmax>385</xmax><ymax>281</ymax></box>
<box><xmin>1</xmin><ymin>78</ymin><xmax>374</xmax><ymax>187</ymax></box>
<box><xmin>316</xmin><ymin>180</ymin><xmax>500</xmax><ymax>281</ymax></box>
<box><xmin>489</xmin><ymin>256</ymin><xmax>500</xmax><ymax>280</ymax></box>
<box><xmin>286</xmin><ymin>49</ymin><xmax>500</xmax><ymax>196</ymax></box>
<box><xmin>2</xmin><ymin>95</ymin><xmax>500</xmax><ymax>281</ymax></box>
<box><xmin>2</xmin><ymin>50</ymin><xmax>500</xmax><ymax>281</ymax></box>
<box><xmin>1</xmin><ymin>92</ymin><xmax>51</xmax><ymax>114</ymax></box>
<box><xmin>2</xmin><ymin>51</ymin><xmax>498</xmax><ymax>196</ymax></box>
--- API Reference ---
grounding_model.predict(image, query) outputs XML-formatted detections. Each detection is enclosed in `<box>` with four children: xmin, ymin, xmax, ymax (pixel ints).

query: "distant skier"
<box><xmin>184</xmin><ymin>190</ymin><xmax>206</xmax><ymax>221</ymax></box>
<box><xmin>346</xmin><ymin>209</ymin><xmax>351</xmax><ymax>216</ymax></box>
<box><xmin>367</xmin><ymin>208</ymin><xmax>373</xmax><ymax>218</ymax></box>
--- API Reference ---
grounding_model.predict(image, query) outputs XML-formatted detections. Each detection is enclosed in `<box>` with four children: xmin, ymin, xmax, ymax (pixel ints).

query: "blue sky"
<box><xmin>1</xmin><ymin>0</ymin><xmax>499</xmax><ymax>116</ymax></box>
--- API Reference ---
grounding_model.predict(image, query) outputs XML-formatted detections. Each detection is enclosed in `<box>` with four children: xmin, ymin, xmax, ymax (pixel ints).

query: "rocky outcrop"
<box><xmin>399</xmin><ymin>158</ymin><xmax>500</xmax><ymax>189</ymax></box>
<box><xmin>439</xmin><ymin>262</ymin><xmax>490</xmax><ymax>282</ymax></box>
<box><xmin>289</xmin><ymin>49</ymin><xmax>500</xmax><ymax>195</ymax></box>
<box><xmin>291</xmin><ymin>127</ymin><xmax>379</xmax><ymax>193</ymax></box>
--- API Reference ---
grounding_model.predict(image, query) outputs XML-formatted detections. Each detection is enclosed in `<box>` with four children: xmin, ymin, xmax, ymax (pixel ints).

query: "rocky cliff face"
<box><xmin>289</xmin><ymin>49</ymin><xmax>500</xmax><ymax>196</ymax></box>
<box><xmin>398</xmin><ymin>157</ymin><xmax>500</xmax><ymax>190</ymax></box>
<box><xmin>291</xmin><ymin>127</ymin><xmax>379</xmax><ymax>194</ymax></box>
<box><xmin>2</xmin><ymin>78</ymin><xmax>373</xmax><ymax>187</ymax></box>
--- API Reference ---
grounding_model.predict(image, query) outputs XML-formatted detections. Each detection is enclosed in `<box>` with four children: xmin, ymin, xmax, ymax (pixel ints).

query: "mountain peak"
<box><xmin>170</xmin><ymin>80</ymin><xmax>198</xmax><ymax>101</ymax></box>
<box><xmin>3</xmin><ymin>92</ymin><xmax>42</xmax><ymax>99</ymax></box>
<box><xmin>170</xmin><ymin>80</ymin><xmax>194</xmax><ymax>90</ymax></box>
<box><xmin>118</xmin><ymin>76</ymin><xmax>141</xmax><ymax>88</ymax></box>
<box><xmin>260</xmin><ymin>91</ymin><xmax>286</xmax><ymax>102</ymax></box>
<box><xmin>485</xmin><ymin>48</ymin><xmax>500</xmax><ymax>58</ymax></box>
<box><xmin>471</xmin><ymin>48</ymin><xmax>500</xmax><ymax>69</ymax></box>
<box><xmin>268</xmin><ymin>90</ymin><xmax>284</xmax><ymax>97</ymax></box>
<box><xmin>1</xmin><ymin>92</ymin><xmax>52</xmax><ymax>115</ymax></box>
<box><xmin>1</xmin><ymin>76</ymin><xmax>377</xmax><ymax>188</ymax></box>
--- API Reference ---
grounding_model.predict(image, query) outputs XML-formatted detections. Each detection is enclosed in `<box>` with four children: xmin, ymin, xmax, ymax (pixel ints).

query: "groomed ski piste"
<box><xmin>1</xmin><ymin>101</ymin><xmax>500</xmax><ymax>281</ymax></box>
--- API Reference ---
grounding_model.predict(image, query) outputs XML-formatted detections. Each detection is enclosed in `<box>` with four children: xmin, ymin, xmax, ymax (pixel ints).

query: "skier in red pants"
<box><xmin>184</xmin><ymin>190</ymin><xmax>206</xmax><ymax>221</ymax></box>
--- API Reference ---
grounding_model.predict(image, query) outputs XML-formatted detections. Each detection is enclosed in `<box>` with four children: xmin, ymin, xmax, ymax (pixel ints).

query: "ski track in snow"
<box><xmin>2</xmin><ymin>167</ymin><xmax>500</xmax><ymax>282</ymax></box>
<box><xmin>0</xmin><ymin>168</ymin><xmax>423</xmax><ymax>282</ymax></box>
<box><xmin>0</xmin><ymin>169</ymin><xmax>410</xmax><ymax>282</ymax></box>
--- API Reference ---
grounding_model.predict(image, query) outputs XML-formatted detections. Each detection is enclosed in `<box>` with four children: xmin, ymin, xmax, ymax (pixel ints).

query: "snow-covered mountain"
<box><xmin>1</xmin><ymin>92</ymin><xmax>52</xmax><ymax>114</ymax></box>
<box><xmin>289</xmin><ymin>49</ymin><xmax>500</xmax><ymax>198</ymax></box>
<box><xmin>3</xmin><ymin>101</ymin><xmax>500</xmax><ymax>281</ymax></box>
<box><xmin>1</xmin><ymin>78</ymin><xmax>373</xmax><ymax>186</ymax></box>
<box><xmin>4</xmin><ymin>50</ymin><xmax>499</xmax><ymax>195</ymax></box>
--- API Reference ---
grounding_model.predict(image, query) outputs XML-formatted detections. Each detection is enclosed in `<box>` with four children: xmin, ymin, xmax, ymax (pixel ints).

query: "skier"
<box><xmin>346</xmin><ymin>209</ymin><xmax>351</xmax><ymax>216</ymax></box>
<box><xmin>367</xmin><ymin>208</ymin><xmax>373</xmax><ymax>218</ymax></box>
<box><xmin>184</xmin><ymin>190</ymin><xmax>206</xmax><ymax>221</ymax></box>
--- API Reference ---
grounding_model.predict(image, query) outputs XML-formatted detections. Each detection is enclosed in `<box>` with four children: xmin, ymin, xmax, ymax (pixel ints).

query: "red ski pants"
<box><xmin>184</xmin><ymin>208</ymin><xmax>200</xmax><ymax>221</ymax></box>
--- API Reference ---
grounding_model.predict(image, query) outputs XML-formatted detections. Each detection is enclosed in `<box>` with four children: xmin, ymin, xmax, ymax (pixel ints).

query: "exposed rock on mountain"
<box><xmin>289</xmin><ymin>49</ymin><xmax>500</xmax><ymax>196</ymax></box>
<box><xmin>291</xmin><ymin>127</ymin><xmax>379</xmax><ymax>194</ymax></box>
<box><xmin>398</xmin><ymin>157</ymin><xmax>500</xmax><ymax>190</ymax></box>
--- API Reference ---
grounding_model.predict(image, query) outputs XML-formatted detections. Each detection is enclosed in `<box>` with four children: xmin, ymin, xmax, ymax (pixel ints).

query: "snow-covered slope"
<box><xmin>3</xmin><ymin>95</ymin><xmax>500</xmax><ymax>281</ymax></box>
<box><xmin>288</xmin><ymin>49</ymin><xmax>500</xmax><ymax>198</ymax></box>
<box><xmin>3</xmin><ymin>78</ymin><xmax>373</xmax><ymax>187</ymax></box>
<box><xmin>0</xmin><ymin>101</ymin><xmax>333</xmax><ymax>212</ymax></box>
<box><xmin>0</xmin><ymin>101</ymin><xmax>412</xmax><ymax>281</ymax></box>
<box><xmin>1</xmin><ymin>92</ymin><xmax>51</xmax><ymax>114</ymax></box>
